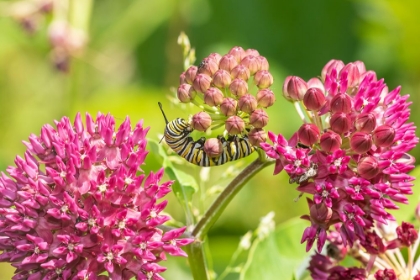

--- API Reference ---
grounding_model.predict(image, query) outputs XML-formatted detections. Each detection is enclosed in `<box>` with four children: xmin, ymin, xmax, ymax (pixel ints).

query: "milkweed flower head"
<box><xmin>177</xmin><ymin>46</ymin><xmax>275</xmax><ymax>148</ymax></box>
<box><xmin>0</xmin><ymin>113</ymin><xmax>193</xmax><ymax>279</ymax></box>
<box><xmin>261</xmin><ymin>59</ymin><xmax>419</xmax><ymax>254</ymax></box>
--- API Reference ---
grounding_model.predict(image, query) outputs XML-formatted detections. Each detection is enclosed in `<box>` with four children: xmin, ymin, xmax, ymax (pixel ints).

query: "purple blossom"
<box><xmin>0</xmin><ymin>113</ymin><xmax>193</xmax><ymax>279</ymax></box>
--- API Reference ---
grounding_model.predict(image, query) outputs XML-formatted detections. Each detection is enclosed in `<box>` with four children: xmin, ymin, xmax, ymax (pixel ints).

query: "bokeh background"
<box><xmin>1</xmin><ymin>0</ymin><xmax>420</xmax><ymax>279</ymax></box>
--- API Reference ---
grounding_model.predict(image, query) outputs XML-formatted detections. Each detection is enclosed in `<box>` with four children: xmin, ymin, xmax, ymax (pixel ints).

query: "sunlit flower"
<box><xmin>0</xmin><ymin>113</ymin><xmax>193</xmax><ymax>279</ymax></box>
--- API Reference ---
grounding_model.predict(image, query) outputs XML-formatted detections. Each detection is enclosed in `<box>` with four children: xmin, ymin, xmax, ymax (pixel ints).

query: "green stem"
<box><xmin>192</xmin><ymin>152</ymin><xmax>273</xmax><ymax>241</ymax></box>
<box><xmin>186</xmin><ymin>241</ymin><xmax>209</xmax><ymax>280</ymax></box>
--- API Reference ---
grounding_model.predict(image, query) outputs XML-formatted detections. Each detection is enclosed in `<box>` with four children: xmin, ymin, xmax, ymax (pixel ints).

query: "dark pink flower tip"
<box><xmin>374</xmin><ymin>269</ymin><xmax>397</xmax><ymax>280</ymax></box>
<box><xmin>0</xmin><ymin>113</ymin><xmax>192</xmax><ymax>279</ymax></box>
<box><xmin>320</xmin><ymin>131</ymin><xmax>342</xmax><ymax>153</ymax></box>
<box><xmin>283</xmin><ymin>76</ymin><xmax>308</xmax><ymax>101</ymax></box>
<box><xmin>357</xmin><ymin>156</ymin><xmax>380</xmax><ymax>179</ymax></box>
<box><xmin>303</xmin><ymin>87</ymin><xmax>326</xmax><ymax>111</ymax></box>
<box><xmin>373</xmin><ymin>125</ymin><xmax>395</xmax><ymax>147</ymax></box>
<box><xmin>350</xmin><ymin>132</ymin><xmax>373</xmax><ymax>154</ymax></box>
<box><xmin>396</xmin><ymin>222</ymin><xmax>418</xmax><ymax>247</ymax></box>
<box><xmin>298</xmin><ymin>123</ymin><xmax>320</xmax><ymax>146</ymax></box>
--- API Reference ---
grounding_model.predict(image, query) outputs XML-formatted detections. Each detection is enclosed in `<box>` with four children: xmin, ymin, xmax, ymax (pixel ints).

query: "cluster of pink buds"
<box><xmin>261</xmin><ymin>59</ymin><xmax>418</xmax><ymax>256</ymax></box>
<box><xmin>309</xmin><ymin>219</ymin><xmax>420</xmax><ymax>279</ymax></box>
<box><xmin>0</xmin><ymin>113</ymin><xmax>193</xmax><ymax>279</ymax></box>
<box><xmin>177</xmin><ymin>46</ymin><xmax>275</xmax><ymax>155</ymax></box>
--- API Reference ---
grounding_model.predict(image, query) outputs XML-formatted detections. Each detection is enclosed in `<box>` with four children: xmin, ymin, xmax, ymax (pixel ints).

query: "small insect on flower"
<box><xmin>158</xmin><ymin>102</ymin><xmax>256</xmax><ymax>166</ymax></box>
<box><xmin>289</xmin><ymin>163</ymin><xmax>318</xmax><ymax>184</ymax></box>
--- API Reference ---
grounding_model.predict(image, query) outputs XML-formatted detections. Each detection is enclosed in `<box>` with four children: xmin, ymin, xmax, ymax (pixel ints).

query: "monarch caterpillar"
<box><xmin>158</xmin><ymin>102</ymin><xmax>255</xmax><ymax>166</ymax></box>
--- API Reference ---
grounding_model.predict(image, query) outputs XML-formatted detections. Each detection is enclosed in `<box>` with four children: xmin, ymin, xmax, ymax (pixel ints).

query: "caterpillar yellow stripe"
<box><xmin>159</xmin><ymin>102</ymin><xmax>255</xmax><ymax>166</ymax></box>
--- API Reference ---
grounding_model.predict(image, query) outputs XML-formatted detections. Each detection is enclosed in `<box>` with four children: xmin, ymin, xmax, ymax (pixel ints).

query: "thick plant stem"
<box><xmin>193</xmin><ymin>155</ymin><xmax>274</xmax><ymax>241</ymax></box>
<box><xmin>186</xmin><ymin>241</ymin><xmax>209</xmax><ymax>280</ymax></box>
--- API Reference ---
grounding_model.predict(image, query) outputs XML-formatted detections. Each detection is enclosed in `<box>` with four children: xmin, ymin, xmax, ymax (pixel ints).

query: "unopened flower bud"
<box><xmin>357</xmin><ymin>156</ymin><xmax>379</xmax><ymax>179</ymax></box>
<box><xmin>238</xmin><ymin>94</ymin><xmax>258</xmax><ymax>113</ymax></box>
<box><xmin>355</xmin><ymin>113</ymin><xmax>376</xmax><ymax>133</ymax></box>
<box><xmin>225</xmin><ymin>116</ymin><xmax>245</xmax><ymax>135</ymax></box>
<box><xmin>340</xmin><ymin>63</ymin><xmax>361</xmax><ymax>88</ymax></box>
<box><xmin>245</xmin><ymin>49</ymin><xmax>260</xmax><ymax>57</ymax></box>
<box><xmin>307</xmin><ymin>78</ymin><xmax>324</xmax><ymax>90</ymax></box>
<box><xmin>303</xmin><ymin>87</ymin><xmax>326</xmax><ymax>111</ymax></box>
<box><xmin>320</xmin><ymin>131</ymin><xmax>342</xmax><ymax>153</ymax></box>
<box><xmin>283</xmin><ymin>76</ymin><xmax>308</xmax><ymax>101</ymax></box>
<box><xmin>193</xmin><ymin>73</ymin><xmax>212</xmax><ymax>93</ymax></box>
<box><xmin>248</xmin><ymin>128</ymin><xmax>267</xmax><ymax>146</ymax></box>
<box><xmin>204</xmin><ymin>88</ymin><xmax>224</xmax><ymax>106</ymax></box>
<box><xmin>220</xmin><ymin>98</ymin><xmax>237</xmax><ymax>116</ymax></box>
<box><xmin>256</xmin><ymin>56</ymin><xmax>269</xmax><ymax>71</ymax></box>
<box><xmin>310</xmin><ymin>203</ymin><xmax>332</xmax><ymax>225</ymax></box>
<box><xmin>208</xmin><ymin>52</ymin><xmax>222</xmax><ymax>64</ymax></box>
<box><xmin>354</xmin><ymin>60</ymin><xmax>366</xmax><ymax>75</ymax></box>
<box><xmin>330</xmin><ymin>113</ymin><xmax>351</xmax><ymax>134</ymax></box>
<box><xmin>330</xmin><ymin>93</ymin><xmax>352</xmax><ymax>113</ymax></box>
<box><xmin>228</xmin><ymin>46</ymin><xmax>246</xmax><ymax>62</ymax></box>
<box><xmin>229</xmin><ymin>78</ymin><xmax>248</xmax><ymax>97</ymax></box>
<box><xmin>254</xmin><ymin>70</ymin><xmax>273</xmax><ymax>89</ymax></box>
<box><xmin>197</xmin><ymin>57</ymin><xmax>218</xmax><ymax>76</ymax></box>
<box><xmin>250</xmin><ymin>109</ymin><xmax>269</xmax><ymax>128</ymax></box>
<box><xmin>350</xmin><ymin>132</ymin><xmax>373</xmax><ymax>154</ymax></box>
<box><xmin>185</xmin><ymin>66</ymin><xmax>198</xmax><ymax>84</ymax></box>
<box><xmin>219</xmin><ymin>54</ymin><xmax>238</xmax><ymax>72</ymax></box>
<box><xmin>298</xmin><ymin>124</ymin><xmax>320</xmax><ymax>146</ymax></box>
<box><xmin>241</xmin><ymin>55</ymin><xmax>259</xmax><ymax>75</ymax></box>
<box><xmin>179</xmin><ymin>72</ymin><xmax>186</xmax><ymax>84</ymax></box>
<box><xmin>177</xmin><ymin>84</ymin><xmax>193</xmax><ymax>103</ymax></box>
<box><xmin>373</xmin><ymin>125</ymin><xmax>395</xmax><ymax>147</ymax></box>
<box><xmin>213</xmin><ymin>69</ymin><xmax>232</xmax><ymax>88</ymax></box>
<box><xmin>231</xmin><ymin>65</ymin><xmax>251</xmax><ymax>81</ymax></box>
<box><xmin>321</xmin><ymin>59</ymin><xmax>345</xmax><ymax>81</ymax></box>
<box><xmin>204</xmin><ymin>138</ymin><xmax>223</xmax><ymax>158</ymax></box>
<box><xmin>256</xmin><ymin>89</ymin><xmax>275</xmax><ymax>108</ymax></box>
<box><xmin>192</xmin><ymin>112</ymin><xmax>212</xmax><ymax>132</ymax></box>
<box><xmin>396</xmin><ymin>222</ymin><xmax>418</xmax><ymax>247</ymax></box>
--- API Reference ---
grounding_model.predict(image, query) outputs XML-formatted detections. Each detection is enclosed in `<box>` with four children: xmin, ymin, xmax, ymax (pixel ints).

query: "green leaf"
<box><xmin>240</xmin><ymin>218</ymin><xmax>310</xmax><ymax>280</ymax></box>
<box><xmin>148</xmin><ymin>139</ymin><xmax>197</xmax><ymax>222</ymax></box>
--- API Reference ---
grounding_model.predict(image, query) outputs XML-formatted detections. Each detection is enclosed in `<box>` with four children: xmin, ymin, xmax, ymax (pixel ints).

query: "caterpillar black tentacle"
<box><xmin>158</xmin><ymin>102</ymin><xmax>255</xmax><ymax>166</ymax></box>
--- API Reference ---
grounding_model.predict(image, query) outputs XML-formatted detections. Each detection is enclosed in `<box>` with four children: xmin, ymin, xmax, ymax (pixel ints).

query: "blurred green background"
<box><xmin>1</xmin><ymin>0</ymin><xmax>420</xmax><ymax>279</ymax></box>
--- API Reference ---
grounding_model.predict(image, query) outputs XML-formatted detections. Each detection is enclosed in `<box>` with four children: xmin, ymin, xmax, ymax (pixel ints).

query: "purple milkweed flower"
<box><xmin>261</xmin><ymin>59</ymin><xmax>419</xmax><ymax>254</ymax></box>
<box><xmin>0</xmin><ymin>113</ymin><xmax>193</xmax><ymax>279</ymax></box>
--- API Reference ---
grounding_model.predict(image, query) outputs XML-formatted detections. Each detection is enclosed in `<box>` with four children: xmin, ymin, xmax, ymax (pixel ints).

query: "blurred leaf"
<box><xmin>240</xmin><ymin>218</ymin><xmax>309</xmax><ymax>280</ymax></box>
<box><xmin>148</xmin><ymin>139</ymin><xmax>197</xmax><ymax>223</ymax></box>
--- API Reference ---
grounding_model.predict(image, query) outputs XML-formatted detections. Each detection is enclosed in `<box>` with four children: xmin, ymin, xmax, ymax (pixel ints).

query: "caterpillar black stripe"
<box><xmin>158</xmin><ymin>102</ymin><xmax>255</xmax><ymax>166</ymax></box>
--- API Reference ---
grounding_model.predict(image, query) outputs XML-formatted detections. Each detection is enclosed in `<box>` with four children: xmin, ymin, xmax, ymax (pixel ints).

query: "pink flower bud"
<box><xmin>256</xmin><ymin>56</ymin><xmax>269</xmax><ymax>71</ymax></box>
<box><xmin>310</xmin><ymin>203</ymin><xmax>332</xmax><ymax>225</ymax></box>
<box><xmin>204</xmin><ymin>138</ymin><xmax>223</xmax><ymax>158</ymax></box>
<box><xmin>219</xmin><ymin>54</ymin><xmax>238</xmax><ymax>72</ymax></box>
<box><xmin>303</xmin><ymin>87</ymin><xmax>326</xmax><ymax>111</ymax></box>
<box><xmin>330</xmin><ymin>113</ymin><xmax>351</xmax><ymax>134</ymax></box>
<box><xmin>298</xmin><ymin>124</ymin><xmax>320</xmax><ymax>146</ymax></box>
<box><xmin>193</xmin><ymin>73</ymin><xmax>212</xmax><ymax>93</ymax></box>
<box><xmin>192</xmin><ymin>112</ymin><xmax>212</xmax><ymax>132</ymax></box>
<box><xmin>241</xmin><ymin>55</ymin><xmax>259</xmax><ymax>75</ymax></box>
<box><xmin>197</xmin><ymin>57</ymin><xmax>218</xmax><ymax>76</ymax></box>
<box><xmin>213</xmin><ymin>69</ymin><xmax>232</xmax><ymax>88</ymax></box>
<box><xmin>238</xmin><ymin>94</ymin><xmax>258</xmax><ymax>113</ymax></box>
<box><xmin>354</xmin><ymin>60</ymin><xmax>366</xmax><ymax>75</ymax></box>
<box><xmin>330</xmin><ymin>93</ymin><xmax>352</xmax><ymax>113</ymax></box>
<box><xmin>220</xmin><ymin>98</ymin><xmax>238</xmax><ymax>116</ymax></box>
<box><xmin>179</xmin><ymin>72</ymin><xmax>186</xmax><ymax>84</ymax></box>
<box><xmin>396</xmin><ymin>222</ymin><xmax>418</xmax><ymax>247</ymax></box>
<box><xmin>256</xmin><ymin>89</ymin><xmax>275</xmax><ymax>108</ymax></box>
<box><xmin>283</xmin><ymin>76</ymin><xmax>308</xmax><ymax>101</ymax></box>
<box><xmin>185</xmin><ymin>66</ymin><xmax>198</xmax><ymax>84</ymax></box>
<box><xmin>321</xmin><ymin>59</ymin><xmax>344</xmax><ymax>81</ymax></box>
<box><xmin>320</xmin><ymin>131</ymin><xmax>342</xmax><ymax>153</ymax></box>
<box><xmin>307</xmin><ymin>78</ymin><xmax>324</xmax><ymax>90</ymax></box>
<box><xmin>208</xmin><ymin>52</ymin><xmax>222</xmax><ymax>64</ymax></box>
<box><xmin>204</xmin><ymin>88</ymin><xmax>224</xmax><ymax>106</ymax></box>
<box><xmin>228</xmin><ymin>46</ymin><xmax>246</xmax><ymax>62</ymax></box>
<box><xmin>225</xmin><ymin>116</ymin><xmax>245</xmax><ymax>135</ymax></box>
<box><xmin>340</xmin><ymin>63</ymin><xmax>361</xmax><ymax>88</ymax></box>
<box><xmin>355</xmin><ymin>113</ymin><xmax>376</xmax><ymax>133</ymax></box>
<box><xmin>357</xmin><ymin>156</ymin><xmax>379</xmax><ymax>179</ymax></box>
<box><xmin>350</xmin><ymin>132</ymin><xmax>373</xmax><ymax>154</ymax></box>
<box><xmin>231</xmin><ymin>65</ymin><xmax>251</xmax><ymax>81</ymax></box>
<box><xmin>229</xmin><ymin>78</ymin><xmax>248</xmax><ymax>97</ymax></box>
<box><xmin>254</xmin><ymin>70</ymin><xmax>273</xmax><ymax>89</ymax></box>
<box><xmin>250</xmin><ymin>109</ymin><xmax>269</xmax><ymax>128</ymax></box>
<box><xmin>248</xmin><ymin>128</ymin><xmax>267</xmax><ymax>146</ymax></box>
<box><xmin>245</xmin><ymin>48</ymin><xmax>260</xmax><ymax>57</ymax></box>
<box><xmin>373</xmin><ymin>125</ymin><xmax>395</xmax><ymax>147</ymax></box>
<box><xmin>177</xmin><ymin>84</ymin><xmax>193</xmax><ymax>103</ymax></box>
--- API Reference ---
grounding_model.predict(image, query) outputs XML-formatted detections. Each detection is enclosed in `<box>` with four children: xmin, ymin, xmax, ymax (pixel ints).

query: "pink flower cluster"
<box><xmin>0</xmin><ymin>113</ymin><xmax>193</xmax><ymax>279</ymax></box>
<box><xmin>261</xmin><ymin>60</ymin><xmax>418</xmax><ymax>253</ymax></box>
